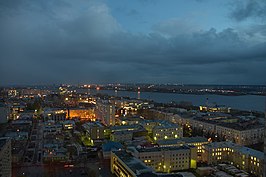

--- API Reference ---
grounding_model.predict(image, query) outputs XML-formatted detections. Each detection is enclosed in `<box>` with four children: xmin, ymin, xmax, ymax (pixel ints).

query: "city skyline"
<box><xmin>0</xmin><ymin>0</ymin><xmax>266</xmax><ymax>85</ymax></box>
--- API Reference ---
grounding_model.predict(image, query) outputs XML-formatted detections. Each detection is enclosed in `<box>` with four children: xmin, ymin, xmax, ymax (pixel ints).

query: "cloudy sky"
<box><xmin>0</xmin><ymin>0</ymin><xmax>266</xmax><ymax>85</ymax></box>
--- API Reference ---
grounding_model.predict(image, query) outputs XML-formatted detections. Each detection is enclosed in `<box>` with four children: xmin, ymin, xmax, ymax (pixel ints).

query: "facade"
<box><xmin>95</xmin><ymin>100</ymin><xmax>115</xmax><ymax>126</ymax></box>
<box><xmin>202</xmin><ymin>141</ymin><xmax>264</xmax><ymax>177</ymax></box>
<box><xmin>9</xmin><ymin>102</ymin><xmax>25</xmax><ymax>120</ymax></box>
<box><xmin>174</xmin><ymin>114</ymin><xmax>264</xmax><ymax>146</ymax></box>
<box><xmin>140</xmin><ymin>120</ymin><xmax>183</xmax><ymax>142</ymax></box>
<box><xmin>115</xmin><ymin>99</ymin><xmax>153</xmax><ymax>116</ymax></box>
<box><xmin>152</xmin><ymin>121</ymin><xmax>183</xmax><ymax>142</ymax></box>
<box><xmin>119</xmin><ymin>116</ymin><xmax>144</xmax><ymax>126</ymax></box>
<box><xmin>108</xmin><ymin>124</ymin><xmax>148</xmax><ymax>138</ymax></box>
<box><xmin>111</xmin><ymin>151</ymin><xmax>183</xmax><ymax>177</ymax></box>
<box><xmin>215</xmin><ymin>125</ymin><xmax>264</xmax><ymax>145</ymax></box>
<box><xmin>43</xmin><ymin>143</ymin><xmax>69</xmax><ymax>163</ymax></box>
<box><xmin>43</xmin><ymin>109</ymin><xmax>67</xmax><ymax>122</ymax></box>
<box><xmin>0</xmin><ymin>138</ymin><xmax>12</xmax><ymax>177</ymax></box>
<box><xmin>43</xmin><ymin>121</ymin><xmax>62</xmax><ymax>137</ymax></box>
<box><xmin>128</xmin><ymin>145</ymin><xmax>197</xmax><ymax>173</ymax></box>
<box><xmin>62</xmin><ymin>120</ymin><xmax>75</xmax><ymax>130</ymax></box>
<box><xmin>199</xmin><ymin>105</ymin><xmax>231</xmax><ymax>113</ymax></box>
<box><xmin>111</xmin><ymin>151</ymin><xmax>153</xmax><ymax>177</ymax></box>
<box><xmin>67</xmin><ymin>108</ymin><xmax>95</xmax><ymax>120</ymax></box>
<box><xmin>0</xmin><ymin>103</ymin><xmax>9</xmax><ymax>123</ymax></box>
<box><xmin>110</xmin><ymin>131</ymin><xmax>133</xmax><ymax>142</ymax></box>
<box><xmin>82</xmin><ymin>121</ymin><xmax>105</xmax><ymax>140</ymax></box>
<box><xmin>190</xmin><ymin>119</ymin><xmax>216</xmax><ymax>135</ymax></box>
<box><xmin>156</xmin><ymin>136</ymin><xmax>209</xmax><ymax>161</ymax></box>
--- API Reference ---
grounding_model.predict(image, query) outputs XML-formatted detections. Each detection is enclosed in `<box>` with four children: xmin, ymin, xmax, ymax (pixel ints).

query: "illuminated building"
<box><xmin>95</xmin><ymin>100</ymin><xmax>115</xmax><ymax>126</ymax></box>
<box><xmin>43</xmin><ymin>109</ymin><xmax>67</xmax><ymax>122</ymax></box>
<box><xmin>82</xmin><ymin>121</ymin><xmax>105</xmax><ymax>140</ymax></box>
<box><xmin>10</xmin><ymin>102</ymin><xmax>25</xmax><ymax>120</ymax></box>
<box><xmin>156</xmin><ymin>136</ymin><xmax>209</xmax><ymax>161</ymax></box>
<box><xmin>7</xmin><ymin>89</ymin><xmax>17</xmax><ymax>97</ymax></box>
<box><xmin>108</xmin><ymin>125</ymin><xmax>148</xmax><ymax>138</ymax></box>
<box><xmin>43</xmin><ymin>143</ymin><xmax>69</xmax><ymax>163</ymax></box>
<box><xmin>215</xmin><ymin>125</ymin><xmax>264</xmax><ymax>145</ymax></box>
<box><xmin>111</xmin><ymin>150</ymin><xmax>153</xmax><ymax>177</ymax></box>
<box><xmin>199</xmin><ymin>105</ymin><xmax>231</xmax><ymax>113</ymax></box>
<box><xmin>127</xmin><ymin>145</ymin><xmax>197</xmax><ymax>172</ymax></box>
<box><xmin>115</xmin><ymin>99</ymin><xmax>153</xmax><ymax>116</ymax></box>
<box><xmin>67</xmin><ymin>108</ymin><xmax>95</xmax><ymax>120</ymax></box>
<box><xmin>119</xmin><ymin>116</ymin><xmax>144</xmax><ymax>126</ymax></box>
<box><xmin>43</xmin><ymin>121</ymin><xmax>62</xmax><ymax>137</ymax></box>
<box><xmin>111</xmin><ymin>151</ymin><xmax>184</xmax><ymax>177</ymax></box>
<box><xmin>147</xmin><ymin>120</ymin><xmax>183</xmax><ymax>142</ymax></box>
<box><xmin>176</xmin><ymin>115</ymin><xmax>264</xmax><ymax>146</ymax></box>
<box><xmin>0</xmin><ymin>138</ymin><xmax>11</xmax><ymax>177</ymax></box>
<box><xmin>62</xmin><ymin>120</ymin><xmax>75</xmax><ymax>130</ymax></box>
<box><xmin>202</xmin><ymin>141</ymin><xmax>263</xmax><ymax>176</ymax></box>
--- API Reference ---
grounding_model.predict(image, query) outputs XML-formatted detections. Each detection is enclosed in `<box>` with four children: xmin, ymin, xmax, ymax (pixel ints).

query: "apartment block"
<box><xmin>95</xmin><ymin>100</ymin><xmax>115</xmax><ymax>126</ymax></box>
<box><xmin>202</xmin><ymin>141</ymin><xmax>264</xmax><ymax>177</ymax></box>
<box><xmin>128</xmin><ymin>145</ymin><xmax>197</xmax><ymax>173</ymax></box>
<box><xmin>82</xmin><ymin>121</ymin><xmax>105</xmax><ymax>140</ymax></box>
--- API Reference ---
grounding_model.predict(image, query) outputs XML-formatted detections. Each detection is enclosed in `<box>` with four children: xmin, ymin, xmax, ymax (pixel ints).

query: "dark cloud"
<box><xmin>0</xmin><ymin>0</ymin><xmax>266</xmax><ymax>85</ymax></box>
<box><xmin>230</xmin><ymin>0</ymin><xmax>266</xmax><ymax>21</ymax></box>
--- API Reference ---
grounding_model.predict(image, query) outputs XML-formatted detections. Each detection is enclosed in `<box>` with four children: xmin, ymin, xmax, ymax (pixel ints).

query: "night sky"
<box><xmin>0</xmin><ymin>0</ymin><xmax>266</xmax><ymax>85</ymax></box>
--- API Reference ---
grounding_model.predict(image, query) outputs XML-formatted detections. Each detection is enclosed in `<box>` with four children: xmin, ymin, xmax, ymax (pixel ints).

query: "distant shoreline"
<box><xmin>99</xmin><ymin>88</ymin><xmax>266</xmax><ymax>97</ymax></box>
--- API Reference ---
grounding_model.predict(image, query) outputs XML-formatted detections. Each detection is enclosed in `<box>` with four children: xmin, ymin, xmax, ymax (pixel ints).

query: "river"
<box><xmin>89</xmin><ymin>89</ymin><xmax>265</xmax><ymax>112</ymax></box>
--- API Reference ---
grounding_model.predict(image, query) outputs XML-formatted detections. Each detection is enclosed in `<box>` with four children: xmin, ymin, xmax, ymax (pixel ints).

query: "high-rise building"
<box><xmin>0</xmin><ymin>138</ymin><xmax>12</xmax><ymax>177</ymax></box>
<box><xmin>95</xmin><ymin>100</ymin><xmax>115</xmax><ymax>126</ymax></box>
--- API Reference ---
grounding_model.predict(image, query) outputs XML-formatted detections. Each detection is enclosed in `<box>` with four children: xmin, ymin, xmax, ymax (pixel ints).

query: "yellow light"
<box><xmin>164</xmin><ymin>136</ymin><xmax>168</xmax><ymax>139</ymax></box>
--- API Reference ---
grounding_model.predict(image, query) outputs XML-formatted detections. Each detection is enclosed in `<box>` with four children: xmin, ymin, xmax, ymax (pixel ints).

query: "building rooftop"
<box><xmin>135</xmin><ymin>145</ymin><xmax>192</xmax><ymax>153</ymax></box>
<box><xmin>238</xmin><ymin>146</ymin><xmax>264</xmax><ymax>159</ymax></box>
<box><xmin>113</xmin><ymin>150</ymin><xmax>152</xmax><ymax>174</ymax></box>
<box><xmin>157</xmin><ymin>136</ymin><xmax>208</xmax><ymax>146</ymax></box>
<box><xmin>194</xmin><ymin>117</ymin><xmax>264</xmax><ymax>131</ymax></box>
<box><xmin>204</xmin><ymin>141</ymin><xmax>264</xmax><ymax>159</ymax></box>
<box><xmin>102</xmin><ymin>141</ymin><xmax>123</xmax><ymax>152</ymax></box>
<box><xmin>112</xmin><ymin>130</ymin><xmax>133</xmax><ymax>135</ymax></box>
<box><xmin>113</xmin><ymin>150</ymin><xmax>183</xmax><ymax>177</ymax></box>
<box><xmin>84</xmin><ymin>121</ymin><xmax>104</xmax><ymax>127</ymax></box>
<box><xmin>110</xmin><ymin>124</ymin><xmax>145</xmax><ymax>131</ymax></box>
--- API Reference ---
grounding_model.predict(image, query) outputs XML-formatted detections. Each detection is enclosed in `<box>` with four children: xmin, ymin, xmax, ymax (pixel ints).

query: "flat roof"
<box><xmin>194</xmin><ymin>118</ymin><xmax>264</xmax><ymax>131</ymax></box>
<box><xmin>204</xmin><ymin>141</ymin><xmax>264</xmax><ymax>159</ymax></box>
<box><xmin>136</xmin><ymin>145</ymin><xmax>191</xmax><ymax>153</ymax></box>
<box><xmin>113</xmin><ymin>151</ymin><xmax>152</xmax><ymax>174</ymax></box>
<box><xmin>157</xmin><ymin>136</ymin><xmax>208</xmax><ymax>145</ymax></box>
